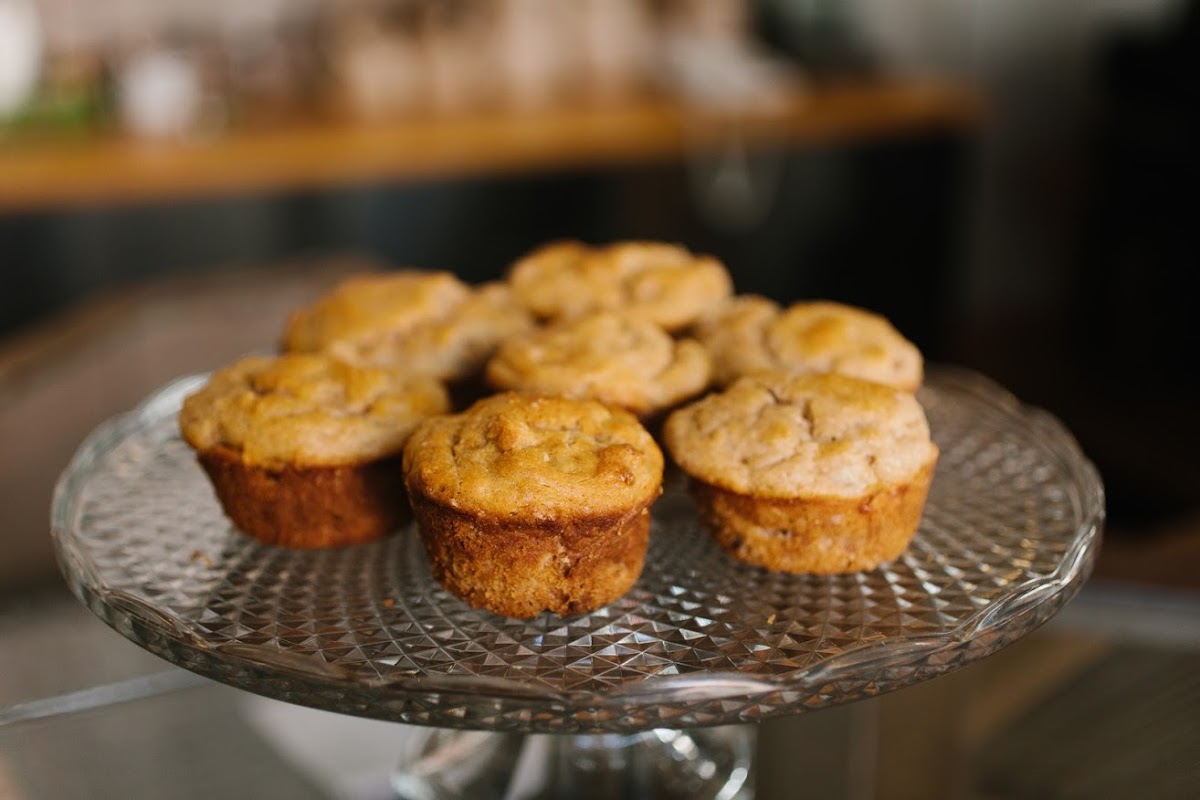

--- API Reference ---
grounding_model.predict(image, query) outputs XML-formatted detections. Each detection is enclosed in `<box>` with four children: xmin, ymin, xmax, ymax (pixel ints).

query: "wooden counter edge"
<box><xmin>0</xmin><ymin>80</ymin><xmax>983</xmax><ymax>212</ymax></box>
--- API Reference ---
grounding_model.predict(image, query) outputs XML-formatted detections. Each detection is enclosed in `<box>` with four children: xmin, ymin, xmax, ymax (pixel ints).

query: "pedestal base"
<box><xmin>392</xmin><ymin>725</ymin><xmax>756</xmax><ymax>799</ymax></box>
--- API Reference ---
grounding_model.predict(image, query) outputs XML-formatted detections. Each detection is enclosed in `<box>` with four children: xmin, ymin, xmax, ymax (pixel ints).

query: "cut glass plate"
<box><xmin>52</xmin><ymin>368</ymin><xmax>1103</xmax><ymax>733</ymax></box>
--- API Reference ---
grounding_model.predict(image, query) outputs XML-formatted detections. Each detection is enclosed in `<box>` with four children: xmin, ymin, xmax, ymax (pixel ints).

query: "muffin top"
<box><xmin>328</xmin><ymin>282</ymin><xmax>535</xmax><ymax>380</ymax></box>
<box><xmin>692</xmin><ymin>295</ymin><xmax>783</xmax><ymax>385</ymax></box>
<box><xmin>404</xmin><ymin>392</ymin><xmax>664</xmax><ymax>520</ymax></box>
<box><xmin>663</xmin><ymin>371</ymin><xmax>937</xmax><ymax>499</ymax></box>
<box><xmin>508</xmin><ymin>240</ymin><xmax>733</xmax><ymax>331</ymax></box>
<box><xmin>282</xmin><ymin>271</ymin><xmax>470</xmax><ymax>353</ymax></box>
<box><xmin>695</xmin><ymin>299</ymin><xmax>923</xmax><ymax>391</ymax></box>
<box><xmin>180</xmin><ymin>353</ymin><xmax>449</xmax><ymax>467</ymax></box>
<box><xmin>484</xmin><ymin>311</ymin><xmax>712</xmax><ymax>417</ymax></box>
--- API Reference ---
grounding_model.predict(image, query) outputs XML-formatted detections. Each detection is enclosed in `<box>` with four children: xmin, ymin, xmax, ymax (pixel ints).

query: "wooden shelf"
<box><xmin>0</xmin><ymin>80</ymin><xmax>980</xmax><ymax>212</ymax></box>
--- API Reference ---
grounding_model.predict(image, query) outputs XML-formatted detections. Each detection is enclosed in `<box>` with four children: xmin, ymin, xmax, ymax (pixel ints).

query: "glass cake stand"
<box><xmin>51</xmin><ymin>367</ymin><xmax>1104</xmax><ymax>799</ymax></box>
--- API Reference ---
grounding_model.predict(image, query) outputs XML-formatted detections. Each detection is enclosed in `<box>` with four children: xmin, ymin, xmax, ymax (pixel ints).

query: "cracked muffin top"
<box><xmin>403</xmin><ymin>392</ymin><xmax>663</xmax><ymax>520</ymax></box>
<box><xmin>283</xmin><ymin>271</ymin><xmax>469</xmax><ymax>352</ymax></box>
<box><xmin>663</xmin><ymin>371</ymin><xmax>936</xmax><ymax>499</ymax></box>
<box><xmin>283</xmin><ymin>273</ymin><xmax>532</xmax><ymax>381</ymax></box>
<box><xmin>325</xmin><ymin>282</ymin><xmax>535</xmax><ymax>380</ymax></box>
<box><xmin>508</xmin><ymin>240</ymin><xmax>733</xmax><ymax>331</ymax></box>
<box><xmin>695</xmin><ymin>299</ymin><xmax>923</xmax><ymax>391</ymax></box>
<box><xmin>484</xmin><ymin>311</ymin><xmax>712</xmax><ymax>417</ymax></box>
<box><xmin>180</xmin><ymin>353</ymin><xmax>449</xmax><ymax>467</ymax></box>
<box><xmin>691</xmin><ymin>295</ymin><xmax>783</xmax><ymax>385</ymax></box>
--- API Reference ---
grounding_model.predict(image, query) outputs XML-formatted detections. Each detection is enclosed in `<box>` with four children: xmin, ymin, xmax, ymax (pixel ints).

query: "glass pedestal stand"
<box><xmin>52</xmin><ymin>369</ymin><xmax>1103</xmax><ymax>800</ymax></box>
<box><xmin>392</xmin><ymin>726</ymin><xmax>753</xmax><ymax>799</ymax></box>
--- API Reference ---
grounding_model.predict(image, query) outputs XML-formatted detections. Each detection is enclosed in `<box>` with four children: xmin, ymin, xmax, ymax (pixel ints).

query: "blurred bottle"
<box><xmin>494</xmin><ymin>0</ymin><xmax>585</xmax><ymax>109</ymax></box>
<box><xmin>578</xmin><ymin>0</ymin><xmax>653</xmax><ymax>103</ymax></box>
<box><xmin>221</xmin><ymin>3</ymin><xmax>314</xmax><ymax>128</ymax></box>
<box><xmin>115</xmin><ymin>44</ymin><xmax>207</xmax><ymax>139</ymax></box>
<box><xmin>424</xmin><ymin>0</ymin><xmax>500</xmax><ymax>114</ymax></box>
<box><xmin>0</xmin><ymin>0</ymin><xmax>42</xmax><ymax>116</ymax></box>
<box><xmin>325</xmin><ymin>1</ymin><xmax>428</xmax><ymax>120</ymax></box>
<box><xmin>658</xmin><ymin>0</ymin><xmax>798</xmax><ymax>112</ymax></box>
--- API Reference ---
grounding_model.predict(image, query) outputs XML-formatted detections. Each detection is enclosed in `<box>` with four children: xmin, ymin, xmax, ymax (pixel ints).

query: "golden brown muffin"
<box><xmin>282</xmin><ymin>271</ymin><xmax>469</xmax><ymax>353</ymax></box>
<box><xmin>180</xmin><ymin>353</ymin><xmax>448</xmax><ymax>547</ymax></box>
<box><xmin>695</xmin><ymin>298</ymin><xmax>923</xmax><ymax>391</ymax></box>
<box><xmin>663</xmin><ymin>371</ymin><xmax>938</xmax><ymax>574</ymax></box>
<box><xmin>508</xmin><ymin>240</ymin><xmax>733</xmax><ymax>331</ymax></box>
<box><xmin>283</xmin><ymin>272</ymin><xmax>533</xmax><ymax>383</ymax></box>
<box><xmin>484</xmin><ymin>311</ymin><xmax>712</xmax><ymax>420</ymax></box>
<box><xmin>403</xmin><ymin>392</ymin><xmax>664</xmax><ymax>618</ymax></box>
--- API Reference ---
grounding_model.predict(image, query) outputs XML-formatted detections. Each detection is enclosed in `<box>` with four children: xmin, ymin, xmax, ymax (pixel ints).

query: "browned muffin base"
<box><xmin>410</xmin><ymin>492</ymin><xmax>651</xmax><ymax>618</ymax></box>
<box><xmin>692</xmin><ymin>461</ymin><xmax>936</xmax><ymax>574</ymax></box>
<box><xmin>198</xmin><ymin>447</ymin><xmax>407</xmax><ymax>548</ymax></box>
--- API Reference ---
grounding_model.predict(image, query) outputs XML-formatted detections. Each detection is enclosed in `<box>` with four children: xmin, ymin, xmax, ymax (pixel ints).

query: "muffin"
<box><xmin>695</xmin><ymin>299</ymin><xmax>923</xmax><ymax>391</ymax></box>
<box><xmin>179</xmin><ymin>353</ymin><xmax>449</xmax><ymax>548</ymax></box>
<box><xmin>663</xmin><ymin>371</ymin><xmax>938</xmax><ymax>574</ymax></box>
<box><xmin>283</xmin><ymin>272</ymin><xmax>533</xmax><ymax>383</ymax></box>
<box><xmin>691</xmin><ymin>295</ymin><xmax>782</xmax><ymax>385</ymax></box>
<box><xmin>403</xmin><ymin>392</ymin><xmax>664</xmax><ymax>618</ymax></box>
<box><xmin>508</xmin><ymin>240</ymin><xmax>733</xmax><ymax>331</ymax></box>
<box><xmin>282</xmin><ymin>270</ymin><xmax>469</xmax><ymax>354</ymax></box>
<box><xmin>484</xmin><ymin>311</ymin><xmax>712</xmax><ymax>420</ymax></box>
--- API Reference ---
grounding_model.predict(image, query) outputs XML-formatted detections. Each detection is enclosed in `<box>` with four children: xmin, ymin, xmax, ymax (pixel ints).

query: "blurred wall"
<box><xmin>851</xmin><ymin>0</ymin><xmax>1185</xmax><ymax>320</ymax></box>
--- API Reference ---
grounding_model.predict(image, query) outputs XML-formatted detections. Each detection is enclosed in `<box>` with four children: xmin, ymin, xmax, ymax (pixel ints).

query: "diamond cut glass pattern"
<box><xmin>52</xmin><ymin>368</ymin><xmax>1103</xmax><ymax>733</ymax></box>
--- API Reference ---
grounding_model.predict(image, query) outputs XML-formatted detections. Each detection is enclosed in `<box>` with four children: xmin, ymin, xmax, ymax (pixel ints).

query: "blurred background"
<box><xmin>1</xmin><ymin>1</ymin><xmax>1198</xmax><ymax>798</ymax></box>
